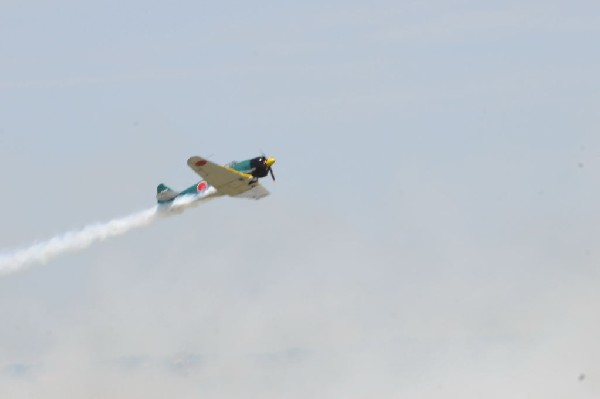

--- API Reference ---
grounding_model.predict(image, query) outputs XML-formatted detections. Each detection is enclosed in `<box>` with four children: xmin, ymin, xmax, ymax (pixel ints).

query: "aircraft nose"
<box><xmin>265</xmin><ymin>157</ymin><xmax>276</xmax><ymax>167</ymax></box>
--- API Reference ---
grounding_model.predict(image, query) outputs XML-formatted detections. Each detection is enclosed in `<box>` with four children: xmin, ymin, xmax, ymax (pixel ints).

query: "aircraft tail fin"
<box><xmin>156</xmin><ymin>183</ymin><xmax>179</xmax><ymax>203</ymax></box>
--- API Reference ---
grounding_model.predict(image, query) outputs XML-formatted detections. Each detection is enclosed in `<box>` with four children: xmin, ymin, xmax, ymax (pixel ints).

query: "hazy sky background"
<box><xmin>1</xmin><ymin>1</ymin><xmax>599</xmax><ymax>397</ymax></box>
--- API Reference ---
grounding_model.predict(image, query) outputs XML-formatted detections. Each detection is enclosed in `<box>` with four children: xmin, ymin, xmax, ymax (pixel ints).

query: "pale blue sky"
<box><xmin>1</xmin><ymin>1</ymin><xmax>599</xmax><ymax>397</ymax></box>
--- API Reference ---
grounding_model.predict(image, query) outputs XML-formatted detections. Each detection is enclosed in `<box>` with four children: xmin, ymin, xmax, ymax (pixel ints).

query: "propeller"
<box><xmin>269</xmin><ymin>167</ymin><xmax>275</xmax><ymax>181</ymax></box>
<box><xmin>260</xmin><ymin>153</ymin><xmax>276</xmax><ymax>182</ymax></box>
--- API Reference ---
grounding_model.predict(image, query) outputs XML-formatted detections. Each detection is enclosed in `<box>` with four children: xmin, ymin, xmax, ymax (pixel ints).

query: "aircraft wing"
<box><xmin>231</xmin><ymin>184</ymin><xmax>270</xmax><ymax>200</ymax></box>
<box><xmin>187</xmin><ymin>156</ymin><xmax>269</xmax><ymax>198</ymax></box>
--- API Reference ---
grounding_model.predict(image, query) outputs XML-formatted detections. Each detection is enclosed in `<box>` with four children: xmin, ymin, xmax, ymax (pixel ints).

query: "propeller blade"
<box><xmin>269</xmin><ymin>168</ymin><xmax>276</xmax><ymax>181</ymax></box>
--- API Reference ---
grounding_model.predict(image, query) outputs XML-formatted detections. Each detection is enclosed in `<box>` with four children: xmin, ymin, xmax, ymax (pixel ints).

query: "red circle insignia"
<box><xmin>197</xmin><ymin>181</ymin><xmax>208</xmax><ymax>192</ymax></box>
<box><xmin>195</xmin><ymin>160</ymin><xmax>207</xmax><ymax>166</ymax></box>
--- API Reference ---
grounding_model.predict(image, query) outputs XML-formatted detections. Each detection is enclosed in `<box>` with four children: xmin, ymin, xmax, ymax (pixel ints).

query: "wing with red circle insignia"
<box><xmin>187</xmin><ymin>156</ymin><xmax>269</xmax><ymax>198</ymax></box>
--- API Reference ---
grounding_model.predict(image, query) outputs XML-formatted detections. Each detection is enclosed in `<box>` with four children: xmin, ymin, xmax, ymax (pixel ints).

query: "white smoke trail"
<box><xmin>0</xmin><ymin>189</ymin><xmax>217</xmax><ymax>276</ymax></box>
<box><xmin>0</xmin><ymin>208</ymin><xmax>158</xmax><ymax>276</ymax></box>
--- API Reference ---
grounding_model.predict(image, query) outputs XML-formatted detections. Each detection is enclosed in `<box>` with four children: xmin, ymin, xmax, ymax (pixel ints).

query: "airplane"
<box><xmin>156</xmin><ymin>155</ymin><xmax>276</xmax><ymax>206</ymax></box>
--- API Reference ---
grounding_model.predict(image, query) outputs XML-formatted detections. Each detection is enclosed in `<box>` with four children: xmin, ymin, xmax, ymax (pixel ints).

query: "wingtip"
<box><xmin>187</xmin><ymin>156</ymin><xmax>203</xmax><ymax>166</ymax></box>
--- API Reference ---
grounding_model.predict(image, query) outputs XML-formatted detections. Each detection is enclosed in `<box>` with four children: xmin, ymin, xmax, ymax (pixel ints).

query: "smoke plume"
<box><xmin>0</xmin><ymin>189</ymin><xmax>215</xmax><ymax>276</ymax></box>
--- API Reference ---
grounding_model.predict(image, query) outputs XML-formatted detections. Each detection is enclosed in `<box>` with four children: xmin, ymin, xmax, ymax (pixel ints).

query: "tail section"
<box><xmin>156</xmin><ymin>183</ymin><xmax>179</xmax><ymax>203</ymax></box>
